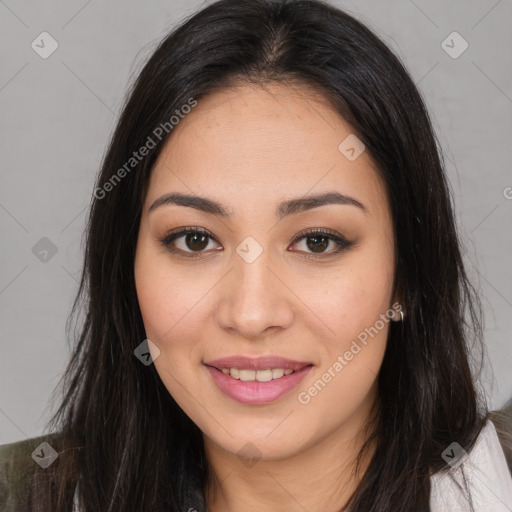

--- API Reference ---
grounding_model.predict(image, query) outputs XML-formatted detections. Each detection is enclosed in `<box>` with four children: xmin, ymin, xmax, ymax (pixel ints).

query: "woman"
<box><xmin>1</xmin><ymin>0</ymin><xmax>511</xmax><ymax>510</ymax></box>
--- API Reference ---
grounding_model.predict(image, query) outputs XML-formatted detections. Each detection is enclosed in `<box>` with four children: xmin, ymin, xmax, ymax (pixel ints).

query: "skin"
<box><xmin>134</xmin><ymin>82</ymin><xmax>400</xmax><ymax>512</ymax></box>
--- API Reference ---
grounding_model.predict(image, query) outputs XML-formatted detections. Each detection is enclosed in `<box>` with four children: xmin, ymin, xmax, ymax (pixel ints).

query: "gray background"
<box><xmin>0</xmin><ymin>0</ymin><xmax>511</xmax><ymax>445</ymax></box>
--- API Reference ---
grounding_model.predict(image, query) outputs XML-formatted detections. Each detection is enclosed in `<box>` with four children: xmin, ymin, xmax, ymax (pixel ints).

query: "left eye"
<box><xmin>158</xmin><ymin>227</ymin><xmax>352</xmax><ymax>258</ymax></box>
<box><xmin>290</xmin><ymin>233</ymin><xmax>345</xmax><ymax>254</ymax></box>
<box><xmin>288</xmin><ymin>228</ymin><xmax>353</xmax><ymax>257</ymax></box>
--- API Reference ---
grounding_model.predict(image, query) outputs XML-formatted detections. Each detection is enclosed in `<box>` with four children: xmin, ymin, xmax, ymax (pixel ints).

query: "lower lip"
<box><xmin>205</xmin><ymin>364</ymin><xmax>313</xmax><ymax>404</ymax></box>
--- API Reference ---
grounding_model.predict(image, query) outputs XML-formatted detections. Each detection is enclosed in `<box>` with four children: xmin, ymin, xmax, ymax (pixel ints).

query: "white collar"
<box><xmin>430</xmin><ymin>420</ymin><xmax>512</xmax><ymax>511</ymax></box>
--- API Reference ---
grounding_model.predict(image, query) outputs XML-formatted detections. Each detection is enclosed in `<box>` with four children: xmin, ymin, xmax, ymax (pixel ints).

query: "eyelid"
<box><xmin>292</xmin><ymin>226</ymin><xmax>345</xmax><ymax>242</ymax></box>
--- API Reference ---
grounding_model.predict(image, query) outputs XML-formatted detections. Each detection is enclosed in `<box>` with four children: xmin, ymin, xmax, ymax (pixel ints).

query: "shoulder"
<box><xmin>0</xmin><ymin>433</ymin><xmax>60</xmax><ymax>512</ymax></box>
<box><xmin>430</xmin><ymin>419</ymin><xmax>512</xmax><ymax>512</ymax></box>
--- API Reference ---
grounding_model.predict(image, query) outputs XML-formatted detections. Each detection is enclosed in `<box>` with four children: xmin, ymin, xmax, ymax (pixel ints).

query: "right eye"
<box><xmin>158</xmin><ymin>226</ymin><xmax>222</xmax><ymax>257</ymax></box>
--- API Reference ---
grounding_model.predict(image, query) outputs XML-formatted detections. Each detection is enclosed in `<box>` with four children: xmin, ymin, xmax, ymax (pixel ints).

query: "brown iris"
<box><xmin>186</xmin><ymin>233</ymin><xmax>209</xmax><ymax>251</ymax></box>
<box><xmin>306</xmin><ymin>235</ymin><xmax>329</xmax><ymax>253</ymax></box>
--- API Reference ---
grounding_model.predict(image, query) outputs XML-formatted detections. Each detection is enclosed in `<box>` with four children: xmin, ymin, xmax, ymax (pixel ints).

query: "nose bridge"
<box><xmin>237</xmin><ymin>250</ymin><xmax>273</xmax><ymax>296</ymax></box>
<box><xmin>232</xmin><ymin>246</ymin><xmax>278</xmax><ymax>313</ymax></box>
<box><xmin>233</xmin><ymin>233</ymin><xmax>276</xmax><ymax>297</ymax></box>
<box><xmin>215</xmin><ymin>240</ymin><xmax>294</xmax><ymax>336</ymax></box>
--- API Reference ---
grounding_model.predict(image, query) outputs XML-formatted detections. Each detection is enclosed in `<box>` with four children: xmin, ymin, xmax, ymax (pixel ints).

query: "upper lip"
<box><xmin>204</xmin><ymin>356</ymin><xmax>313</xmax><ymax>371</ymax></box>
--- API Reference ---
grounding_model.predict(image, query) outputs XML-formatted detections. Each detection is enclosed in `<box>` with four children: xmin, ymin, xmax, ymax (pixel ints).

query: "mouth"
<box><xmin>203</xmin><ymin>356</ymin><xmax>314</xmax><ymax>404</ymax></box>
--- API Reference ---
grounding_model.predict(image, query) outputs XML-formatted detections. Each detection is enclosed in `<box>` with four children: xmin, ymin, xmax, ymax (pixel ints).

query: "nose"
<box><xmin>214</xmin><ymin>249</ymin><xmax>295</xmax><ymax>339</ymax></box>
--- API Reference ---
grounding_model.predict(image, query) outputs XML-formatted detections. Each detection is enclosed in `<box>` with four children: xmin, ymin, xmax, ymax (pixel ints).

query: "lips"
<box><xmin>203</xmin><ymin>355</ymin><xmax>314</xmax><ymax>404</ymax></box>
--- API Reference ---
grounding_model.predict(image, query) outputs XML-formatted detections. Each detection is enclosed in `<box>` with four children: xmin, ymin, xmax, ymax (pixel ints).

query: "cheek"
<box><xmin>134</xmin><ymin>254</ymin><xmax>207</xmax><ymax>409</ymax></box>
<box><xmin>295</xmin><ymin>260</ymin><xmax>393</xmax><ymax>428</ymax></box>
<box><xmin>135</xmin><ymin>243</ymin><xmax>205</xmax><ymax>342</ymax></box>
<box><xmin>300</xmin><ymin>247</ymin><xmax>395</xmax><ymax>350</ymax></box>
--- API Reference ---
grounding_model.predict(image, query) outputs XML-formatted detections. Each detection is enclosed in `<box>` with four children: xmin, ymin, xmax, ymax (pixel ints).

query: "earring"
<box><xmin>399</xmin><ymin>310</ymin><xmax>405</xmax><ymax>322</ymax></box>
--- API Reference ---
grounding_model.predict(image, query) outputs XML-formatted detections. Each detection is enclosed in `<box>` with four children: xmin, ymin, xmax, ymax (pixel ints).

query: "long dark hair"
<box><xmin>31</xmin><ymin>0</ymin><xmax>488</xmax><ymax>510</ymax></box>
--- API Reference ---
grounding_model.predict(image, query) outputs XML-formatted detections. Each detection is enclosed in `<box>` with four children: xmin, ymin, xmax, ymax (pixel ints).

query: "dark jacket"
<box><xmin>0</xmin><ymin>433</ymin><xmax>207</xmax><ymax>512</ymax></box>
<box><xmin>0</xmin><ymin>434</ymin><xmax>54</xmax><ymax>512</ymax></box>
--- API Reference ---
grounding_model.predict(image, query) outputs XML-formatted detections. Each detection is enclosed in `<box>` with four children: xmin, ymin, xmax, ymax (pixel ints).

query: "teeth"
<box><xmin>272</xmin><ymin>368</ymin><xmax>284</xmax><ymax>379</ymax></box>
<box><xmin>255</xmin><ymin>369</ymin><xmax>272</xmax><ymax>382</ymax></box>
<box><xmin>239</xmin><ymin>369</ymin><xmax>256</xmax><ymax>381</ymax></box>
<box><xmin>219</xmin><ymin>367</ymin><xmax>297</xmax><ymax>381</ymax></box>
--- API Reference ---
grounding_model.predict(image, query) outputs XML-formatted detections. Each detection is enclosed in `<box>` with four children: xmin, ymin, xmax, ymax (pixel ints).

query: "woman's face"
<box><xmin>134</xmin><ymin>83</ymin><xmax>398</xmax><ymax>460</ymax></box>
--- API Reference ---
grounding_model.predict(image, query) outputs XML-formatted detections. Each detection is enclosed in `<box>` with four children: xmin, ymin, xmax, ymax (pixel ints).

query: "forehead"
<box><xmin>146</xmin><ymin>82</ymin><xmax>388</xmax><ymax>217</ymax></box>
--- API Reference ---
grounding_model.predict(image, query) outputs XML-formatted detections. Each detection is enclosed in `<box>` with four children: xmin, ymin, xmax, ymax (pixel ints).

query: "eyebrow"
<box><xmin>148</xmin><ymin>191</ymin><xmax>367</xmax><ymax>219</ymax></box>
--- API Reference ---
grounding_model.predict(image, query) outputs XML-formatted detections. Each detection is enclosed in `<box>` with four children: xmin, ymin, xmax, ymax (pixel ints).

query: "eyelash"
<box><xmin>157</xmin><ymin>226</ymin><xmax>354</xmax><ymax>260</ymax></box>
